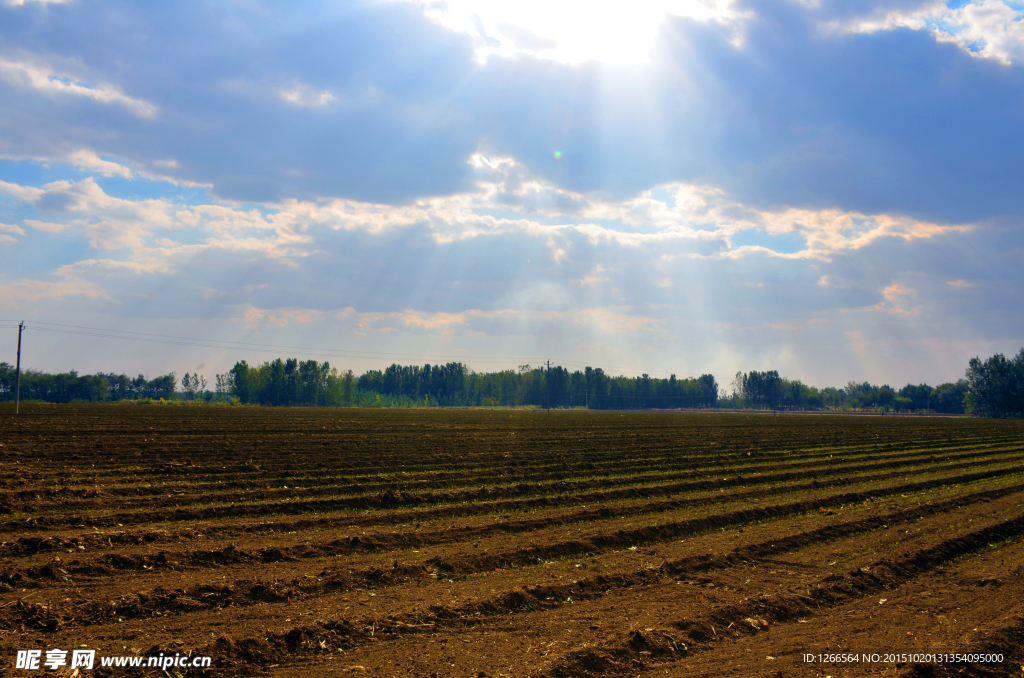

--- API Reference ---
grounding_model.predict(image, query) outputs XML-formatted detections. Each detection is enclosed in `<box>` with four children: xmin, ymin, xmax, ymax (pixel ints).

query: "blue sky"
<box><xmin>1</xmin><ymin>0</ymin><xmax>1022</xmax><ymax>388</ymax></box>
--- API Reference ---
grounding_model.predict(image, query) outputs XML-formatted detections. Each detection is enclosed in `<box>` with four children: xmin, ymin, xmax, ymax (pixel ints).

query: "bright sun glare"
<box><xmin>408</xmin><ymin>0</ymin><xmax>743</xmax><ymax>65</ymax></box>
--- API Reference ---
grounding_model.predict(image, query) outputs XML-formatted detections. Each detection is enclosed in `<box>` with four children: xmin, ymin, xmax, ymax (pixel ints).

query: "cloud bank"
<box><xmin>1</xmin><ymin>0</ymin><xmax>1022</xmax><ymax>386</ymax></box>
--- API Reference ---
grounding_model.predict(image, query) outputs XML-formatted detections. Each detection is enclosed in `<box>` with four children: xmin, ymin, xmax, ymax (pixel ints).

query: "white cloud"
<box><xmin>23</xmin><ymin>219</ymin><xmax>67</xmax><ymax>233</ymax></box>
<box><xmin>0</xmin><ymin>222</ymin><xmax>25</xmax><ymax>244</ymax></box>
<box><xmin>271</xmin><ymin>152</ymin><xmax>964</xmax><ymax>261</ymax></box>
<box><xmin>240</xmin><ymin>304</ymin><xmax>663</xmax><ymax>338</ymax></box>
<box><xmin>54</xmin><ymin>258</ymin><xmax>173</xmax><ymax>276</ymax></box>
<box><xmin>278</xmin><ymin>83</ymin><xmax>336</xmax><ymax>108</ymax></box>
<box><xmin>0</xmin><ymin>161</ymin><xmax>1005</xmax><ymax>387</ymax></box>
<box><xmin>0</xmin><ymin>278</ymin><xmax>110</xmax><ymax>308</ymax></box>
<box><xmin>69</xmin><ymin>150</ymin><xmax>133</xmax><ymax>179</ymax></box>
<box><xmin>0</xmin><ymin>178</ymin><xmax>44</xmax><ymax>202</ymax></box>
<box><xmin>0</xmin><ymin>222</ymin><xmax>26</xmax><ymax>236</ymax></box>
<box><xmin>0</xmin><ymin>150</ymin><xmax>207</xmax><ymax>187</ymax></box>
<box><xmin>4</xmin><ymin>177</ymin><xmax>311</xmax><ymax>256</ymax></box>
<box><xmin>0</xmin><ymin>57</ymin><xmax>157</xmax><ymax>117</ymax></box>
<box><xmin>407</xmin><ymin>0</ymin><xmax>751</xmax><ymax>64</ymax></box>
<box><xmin>3</xmin><ymin>0</ymin><xmax>73</xmax><ymax>5</ymax></box>
<box><xmin>841</xmin><ymin>282</ymin><xmax>920</xmax><ymax>317</ymax></box>
<box><xmin>835</xmin><ymin>0</ymin><xmax>1024</xmax><ymax>65</ymax></box>
<box><xmin>241</xmin><ymin>306</ymin><xmax>328</xmax><ymax>332</ymax></box>
<box><xmin>755</xmin><ymin>208</ymin><xmax>969</xmax><ymax>259</ymax></box>
<box><xmin>570</xmin><ymin>264</ymin><xmax>610</xmax><ymax>287</ymax></box>
<box><xmin>0</xmin><ymin>152</ymin><xmax>971</xmax><ymax>277</ymax></box>
<box><xmin>882</xmin><ymin>283</ymin><xmax>913</xmax><ymax>302</ymax></box>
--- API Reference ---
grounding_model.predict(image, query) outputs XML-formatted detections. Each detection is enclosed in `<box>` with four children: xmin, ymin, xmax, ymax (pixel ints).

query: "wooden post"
<box><xmin>14</xmin><ymin>321</ymin><xmax>24</xmax><ymax>415</ymax></box>
<box><xmin>546</xmin><ymin>360</ymin><xmax>550</xmax><ymax>412</ymax></box>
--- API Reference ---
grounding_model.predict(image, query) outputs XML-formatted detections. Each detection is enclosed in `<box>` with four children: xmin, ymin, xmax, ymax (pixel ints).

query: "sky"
<box><xmin>1</xmin><ymin>0</ymin><xmax>1023</xmax><ymax>390</ymax></box>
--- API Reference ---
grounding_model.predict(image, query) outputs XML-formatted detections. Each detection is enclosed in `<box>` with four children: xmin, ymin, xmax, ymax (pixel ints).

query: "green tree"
<box><xmin>965</xmin><ymin>349</ymin><xmax>1024</xmax><ymax>417</ymax></box>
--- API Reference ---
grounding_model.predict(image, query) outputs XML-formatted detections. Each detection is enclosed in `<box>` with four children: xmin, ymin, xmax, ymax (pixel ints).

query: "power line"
<box><xmin>1</xmin><ymin>319</ymin><xmax>736</xmax><ymax>380</ymax></box>
<box><xmin>2</xmin><ymin>320</ymin><xmax>547</xmax><ymax>367</ymax></box>
<box><xmin>5</xmin><ymin>320</ymin><xmax>524</xmax><ymax>361</ymax></box>
<box><xmin>22</xmin><ymin>327</ymin><xmax>542</xmax><ymax>368</ymax></box>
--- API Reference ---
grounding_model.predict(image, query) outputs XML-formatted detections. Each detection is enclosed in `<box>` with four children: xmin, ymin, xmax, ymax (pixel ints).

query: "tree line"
<box><xmin>723</xmin><ymin>369</ymin><xmax>970</xmax><ymax>414</ymax></box>
<box><xmin>0</xmin><ymin>366</ymin><xmax>176</xmax><ymax>403</ymax></box>
<box><xmin>226</xmin><ymin>359</ymin><xmax>720</xmax><ymax>409</ymax></box>
<box><xmin>2</xmin><ymin>347</ymin><xmax>1021</xmax><ymax>417</ymax></box>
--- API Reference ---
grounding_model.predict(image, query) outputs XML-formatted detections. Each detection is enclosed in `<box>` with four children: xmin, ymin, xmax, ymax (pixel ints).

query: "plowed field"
<box><xmin>2</xmin><ymin>405</ymin><xmax>1023</xmax><ymax>677</ymax></box>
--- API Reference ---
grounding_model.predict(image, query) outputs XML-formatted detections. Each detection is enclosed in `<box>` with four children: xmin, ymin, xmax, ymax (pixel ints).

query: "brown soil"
<box><xmin>1</xmin><ymin>405</ymin><xmax>1022</xmax><ymax>677</ymax></box>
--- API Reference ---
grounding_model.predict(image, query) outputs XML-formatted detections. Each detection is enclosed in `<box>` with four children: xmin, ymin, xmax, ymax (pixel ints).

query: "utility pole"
<box><xmin>546</xmin><ymin>360</ymin><xmax>551</xmax><ymax>412</ymax></box>
<box><xmin>14</xmin><ymin>321</ymin><xmax>24</xmax><ymax>415</ymax></box>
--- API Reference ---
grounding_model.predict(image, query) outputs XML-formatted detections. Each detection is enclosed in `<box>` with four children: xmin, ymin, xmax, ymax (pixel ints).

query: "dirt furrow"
<box><xmin>544</xmin><ymin>509</ymin><xmax>1024</xmax><ymax>677</ymax></box>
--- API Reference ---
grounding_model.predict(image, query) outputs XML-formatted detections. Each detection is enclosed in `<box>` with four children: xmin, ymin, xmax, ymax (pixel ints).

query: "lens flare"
<box><xmin>553</xmin><ymin>150</ymin><xmax>563</xmax><ymax>160</ymax></box>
